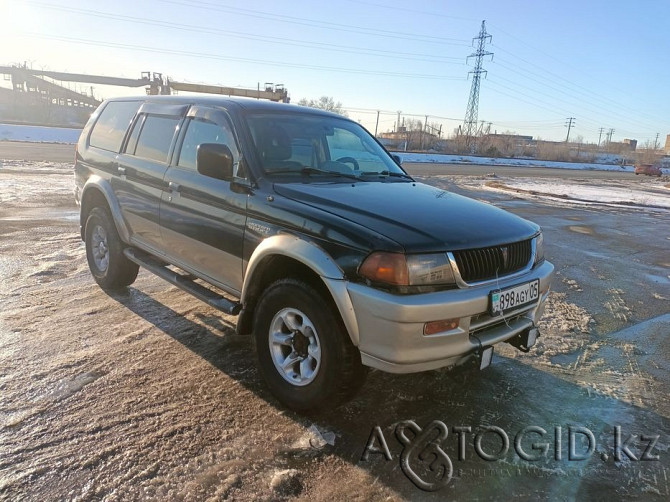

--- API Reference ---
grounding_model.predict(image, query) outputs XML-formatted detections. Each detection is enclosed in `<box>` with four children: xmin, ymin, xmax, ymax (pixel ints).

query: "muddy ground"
<box><xmin>1</xmin><ymin>147</ymin><xmax>669</xmax><ymax>501</ymax></box>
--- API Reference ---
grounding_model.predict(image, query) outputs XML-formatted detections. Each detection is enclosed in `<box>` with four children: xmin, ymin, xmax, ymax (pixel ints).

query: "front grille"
<box><xmin>452</xmin><ymin>239</ymin><xmax>532</xmax><ymax>283</ymax></box>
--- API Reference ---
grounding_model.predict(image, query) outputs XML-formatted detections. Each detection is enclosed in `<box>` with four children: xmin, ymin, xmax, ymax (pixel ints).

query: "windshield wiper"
<box><xmin>299</xmin><ymin>166</ymin><xmax>361</xmax><ymax>181</ymax></box>
<box><xmin>266</xmin><ymin>167</ymin><xmax>361</xmax><ymax>181</ymax></box>
<box><xmin>361</xmin><ymin>170</ymin><xmax>414</xmax><ymax>180</ymax></box>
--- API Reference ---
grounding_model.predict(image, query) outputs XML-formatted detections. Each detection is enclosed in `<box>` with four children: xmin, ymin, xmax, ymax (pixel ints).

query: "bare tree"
<box><xmin>297</xmin><ymin>96</ymin><xmax>348</xmax><ymax>117</ymax></box>
<box><xmin>637</xmin><ymin>140</ymin><xmax>662</xmax><ymax>165</ymax></box>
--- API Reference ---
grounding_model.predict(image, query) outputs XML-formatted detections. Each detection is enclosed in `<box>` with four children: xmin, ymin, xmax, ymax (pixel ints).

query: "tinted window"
<box><xmin>178</xmin><ymin>118</ymin><xmax>238</xmax><ymax>170</ymax></box>
<box><xmin>134</xmin><ymin>115</ymin><xmax>180</xmax><ymax>163</ymax></box>
<box><xmin>89</xmin><ymin>101</ymin><xmax>140</xmax><ymax>152</ymax></box>
<box><xmin>124</xmin><ymin>115</ymin><xmax>145</xmax><ymax>155</ymax></box>
<box><xmin>247</xmin><ymin>114</ymin><xmax>399</xmax><ymax>175</ymax></box>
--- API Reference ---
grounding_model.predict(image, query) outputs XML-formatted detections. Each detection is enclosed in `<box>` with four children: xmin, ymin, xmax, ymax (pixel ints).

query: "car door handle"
<box><xmin>117</xmin><ymin>166</ymin><xmax>126</xmax><ymax>175</ymax></box>
<box><xmin>168</xmin><ymin>181</ymin><xmax>181</xmax><ymax>193</ymax></box>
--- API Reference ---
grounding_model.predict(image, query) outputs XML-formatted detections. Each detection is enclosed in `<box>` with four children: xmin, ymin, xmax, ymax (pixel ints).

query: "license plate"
<box><xmin>490</xmin><ymin>280</ymin><xmax>540</xmax><ymax>316</ymax></box>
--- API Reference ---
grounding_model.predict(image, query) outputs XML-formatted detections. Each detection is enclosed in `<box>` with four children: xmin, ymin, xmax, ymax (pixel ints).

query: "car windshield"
<box><xmin>246</xmin><ymin>112</ymin><xmax>407</xmax><ymax>180</ymax></box>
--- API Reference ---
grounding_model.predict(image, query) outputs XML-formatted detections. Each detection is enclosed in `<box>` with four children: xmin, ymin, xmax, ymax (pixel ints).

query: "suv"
<box><xmin>74</xmin><ymin>96</ymin><xmax>554</xmax><ymax>411</ymax></box>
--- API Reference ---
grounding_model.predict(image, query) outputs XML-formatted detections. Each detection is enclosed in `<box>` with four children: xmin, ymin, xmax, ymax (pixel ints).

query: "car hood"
<box><xmin>273</xmin><ymin>181</ymin><xmax>539</xmax><ymax>253</ymax></box>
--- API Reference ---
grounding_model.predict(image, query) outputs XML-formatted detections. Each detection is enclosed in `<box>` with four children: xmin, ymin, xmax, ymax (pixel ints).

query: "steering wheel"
<box><xmin>335</xmin><ymin>156</ymin><xmax>360</xmax><ymax>171</ymax></box>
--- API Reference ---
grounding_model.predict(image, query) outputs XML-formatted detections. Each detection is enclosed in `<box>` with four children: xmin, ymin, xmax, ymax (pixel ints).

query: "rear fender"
<box><xmin>80</xmin><ymin>176</ymin><xmax>130</xmax><ymax>243</ymax></box>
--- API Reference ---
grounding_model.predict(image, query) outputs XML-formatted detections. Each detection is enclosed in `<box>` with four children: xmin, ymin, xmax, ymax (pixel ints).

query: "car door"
<box><xmin>115</xmin><ymin>103</ymin><xmax>188</xmax><ymax>252</ymax></box>
<box><xmin>159</xmin><ymin>106</ymin><xmax>248</xmax><ymax>295</ymax></box>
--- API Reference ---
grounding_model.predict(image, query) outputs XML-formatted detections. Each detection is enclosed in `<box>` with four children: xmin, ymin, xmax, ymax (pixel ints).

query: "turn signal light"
<box><xmin>359</xmin><ymin>252</ymin><xmax>409</xmax><ymax>285</ymax></box>
<box><xmin>424</xmin><ymin>319</ymin><xmax>460</xmax><ymax>335</ymax></box>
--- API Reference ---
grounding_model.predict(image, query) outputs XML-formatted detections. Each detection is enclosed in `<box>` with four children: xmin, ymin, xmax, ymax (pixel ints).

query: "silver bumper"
<box><xmin>341</xmin><ymin>260</ymin><xmax>554</xmax><ymax>373</ymax></box>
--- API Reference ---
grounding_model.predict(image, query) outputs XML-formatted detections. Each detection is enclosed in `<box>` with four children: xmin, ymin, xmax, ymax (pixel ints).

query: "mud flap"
<box><xmin>507</xmin><ymin>327</ymin><xmax>539</xmax><ymax>353</ymax></box>
<box><xmin>479</xmin><ymin>346</ymin><xmax>494</xmax><ymax>369</ymax></box>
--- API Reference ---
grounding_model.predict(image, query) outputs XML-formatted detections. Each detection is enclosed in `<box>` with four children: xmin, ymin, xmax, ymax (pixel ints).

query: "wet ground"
<box><xmin>1</xmin><ymin>149</ymin><xmax>669</xmax><ymax>500</ymax></box>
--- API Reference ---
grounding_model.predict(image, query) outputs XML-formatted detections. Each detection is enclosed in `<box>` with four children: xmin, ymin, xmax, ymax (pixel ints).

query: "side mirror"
<box><xmin>391</xmin><ymin>154</ymin><xmax>402</xmax><ymax>166</ymax></box>
<box><xmin>197</xmin><ymin>143</ymin><xmax>234</xmax><ymax>181</ymax></box>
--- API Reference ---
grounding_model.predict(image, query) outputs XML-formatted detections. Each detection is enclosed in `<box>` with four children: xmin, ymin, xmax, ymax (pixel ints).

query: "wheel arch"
<box><xmin>238</xmin><ymin>235</ymin><xmax>360</xmax><ymax>346</ymax></box>
<box><xmin>79</xmin><ymin>176</ymin><xmax>130</xmax><ymax>243</ymax></box>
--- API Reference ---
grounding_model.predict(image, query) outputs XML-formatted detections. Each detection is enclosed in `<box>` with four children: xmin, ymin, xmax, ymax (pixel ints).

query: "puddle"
<box><xmin>568</xmin><ymin>225</ymin><xmax>594</xmax><ymax>235</ymax></box>
<box><xmin>50</xmin><ymin>371</ymin><xmax>103</xmax><ymax>401</ymax></box>
<box><xmin>550</xmin><ymin>351</ymin><xmax>582</xmax><ymax>367</ymax></box>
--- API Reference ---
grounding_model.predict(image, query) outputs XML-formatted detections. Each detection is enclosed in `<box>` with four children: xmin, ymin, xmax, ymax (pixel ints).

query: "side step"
<box><xmin>124</xmin><ymin>248</ymin><xmax>242</xmax><ymax>316</ymax></box>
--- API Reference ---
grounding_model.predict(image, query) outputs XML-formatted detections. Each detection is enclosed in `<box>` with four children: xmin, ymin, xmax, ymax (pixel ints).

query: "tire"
<box><xmin>253</xmin><ymin>278</ymin><xmax>366</xmax><ymax>412</ymax></box>
<box><xmin>85</xmin><ymin>207</ymin><xmax>139</xmax><ymax>290</ymax></box>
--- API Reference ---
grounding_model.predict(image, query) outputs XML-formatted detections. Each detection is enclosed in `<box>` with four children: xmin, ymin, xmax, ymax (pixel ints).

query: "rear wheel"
<box><xmin>253</xmin><ymin>278</ymin><xmax>366</xmax><ymax>412</ymax></box>
<box><xmin>85</xmin><ymin>207</ymin><xmax>139</xmax><ymax>290</ymax></box>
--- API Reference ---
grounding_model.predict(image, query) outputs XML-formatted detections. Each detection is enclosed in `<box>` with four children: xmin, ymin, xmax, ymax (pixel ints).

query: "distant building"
<box><xmin>665</xmin><ymin>134</ymin><xmax>670</xmax><ymax>155</ymax></box>
<box><xmin>622</xmin><ymin>138</ymin><xmax>637</xmax><ymax>151</ymax></box>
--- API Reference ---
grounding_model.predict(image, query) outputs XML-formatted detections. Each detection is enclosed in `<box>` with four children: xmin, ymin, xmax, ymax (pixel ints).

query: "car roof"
<box><xmin>104</xmin><ymin>94</ymin><xmax>345</xmax><ymax>119</ymax></box>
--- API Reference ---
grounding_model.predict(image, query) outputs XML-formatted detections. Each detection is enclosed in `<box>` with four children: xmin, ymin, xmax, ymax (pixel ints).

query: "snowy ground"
<box><xmin>0</xmin><ymin>124</ymin><xmax>82</xmax><ymax>144</ymax></box>
<box><xmin>396</xmin><ymin>151</ymin><xmax>670</xmax><ymax>175</ymax></box>
<box><xmin>478</xmin><ymin>176</ymin><xmax>670</xmax><ymax>210</ymax></box>
<box><xmin>1</xmin><ymin>158</ymin><xmax>670</xmax><ymax>500</ymax></box>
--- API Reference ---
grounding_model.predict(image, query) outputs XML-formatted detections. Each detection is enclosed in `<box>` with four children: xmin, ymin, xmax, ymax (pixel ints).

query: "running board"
<box><xmin>124</xmin><ymin>248</ymin><xmax>242</xmax><ymax>316</ymax></box>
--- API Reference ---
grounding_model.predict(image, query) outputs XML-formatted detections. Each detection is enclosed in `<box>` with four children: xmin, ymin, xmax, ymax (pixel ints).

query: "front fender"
<box><xmin>242</xmin><ymin>234</ymin><xmax>361</xmax><ymax>346</ymax></box>
<box><xmin>80</xmin><ymin>176</ymin><xmax>130</xmax><ymax>243</ymax></box>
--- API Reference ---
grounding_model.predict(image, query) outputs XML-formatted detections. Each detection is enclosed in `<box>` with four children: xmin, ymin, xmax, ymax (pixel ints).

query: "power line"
<box><xmin>27</xmin><ymin>1</ymin><xmax>466</xmax><ymax>65</ymax></box>
<box><xmin>488</xmin><ymin>70</ymin><xmax>660</xmax><ymax>136</ymax></box>
<box><xmin>22</xmin><ymin>33</ymin><xmax>466</xmax><ymax>81</ymax></box>
<box><xmin>489</xmin><ymin>23</ymin><xmax>670</xmax><ymax>126</ymax></box>
<box><xmin>161</xmin><ymin>0</ymin><xmax>472</xmax><ymax>47</ymax></box>
<box><xmin>492</xmin><ymin>47</ymin><xmax>669</xmax><ymax>127</ymax></box>
<box><xmin>342</xmin><ymin>0</ymin><xmax>477</xmax><ymax>22</ymax></box>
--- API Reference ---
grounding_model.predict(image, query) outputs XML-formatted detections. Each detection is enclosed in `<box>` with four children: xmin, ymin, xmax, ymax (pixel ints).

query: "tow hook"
<box><xmin>508</xmin><ymin>327</ymin><xmax>540</xmax><ymax>353</ymax></box>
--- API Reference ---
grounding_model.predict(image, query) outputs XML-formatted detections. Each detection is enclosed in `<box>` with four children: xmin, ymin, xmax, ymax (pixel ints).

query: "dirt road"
<box><xmin>1</xmin><ymin>153</ymin><xmax>669</xmax><ymax>500</ymax></box>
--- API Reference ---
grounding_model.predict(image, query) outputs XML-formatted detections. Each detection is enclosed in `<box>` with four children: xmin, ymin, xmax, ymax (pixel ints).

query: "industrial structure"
<box><xmin>462</xmin><ymin>20</ymin><xmax>493</xmax><ymax>150</ymax></box>
<box><xmin>0</xmin><ymin>64</ymin><xmax>288</xmax><ymax>127</ymax></box>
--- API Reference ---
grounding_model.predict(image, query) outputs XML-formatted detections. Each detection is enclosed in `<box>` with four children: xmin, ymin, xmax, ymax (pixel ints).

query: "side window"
<box><xmin>89</xmin><ymin>101</ymin><xmax>140</xmax><ymax>152</ymax></box>
<box><xmin>326</xmin><ymin>128</ymin><xmax>366</xmax><ymax>155</ymax></box>
<box><xmin>326</xmin><ymin>127</ymin><xmax>383</xmax><ymax>171</ymax></box>
<box><xmin>133</xmin><ymin>115</ymin><xmax>180</xmax><ymax>163</ymax></box>
<box><xmin>290</xmin><ymin>138</ymin><xmax>315</xmax><ymax>167</ymax></box>
<box><xmin>177</xmin><ymin>118</ymin><xmax>239</xmax><ymax>172</ymax></box>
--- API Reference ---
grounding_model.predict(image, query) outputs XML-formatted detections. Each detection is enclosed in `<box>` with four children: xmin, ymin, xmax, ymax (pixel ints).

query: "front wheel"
<box><xmin>85</xmin><ymin>207</ymin><xmax>139</xmax><ymax>290</ymax></box>
<box><xmin>253</xmin><ymin>278</ymin><xmax>366</xmax><ymax>412</ymax></box>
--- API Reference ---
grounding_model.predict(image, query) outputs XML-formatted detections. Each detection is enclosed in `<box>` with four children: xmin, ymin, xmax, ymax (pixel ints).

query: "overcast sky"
<box><xmin>1</xmin><ymin>0</ymin><xmax>669</xmax><ymax>144</ymax></box>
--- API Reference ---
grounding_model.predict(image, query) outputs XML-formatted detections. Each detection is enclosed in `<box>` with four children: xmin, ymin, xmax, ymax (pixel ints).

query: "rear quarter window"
<box><xmin>89</xmin><ymin>101</ymin><xmax>140</xmax><ymax>152</ymax></box>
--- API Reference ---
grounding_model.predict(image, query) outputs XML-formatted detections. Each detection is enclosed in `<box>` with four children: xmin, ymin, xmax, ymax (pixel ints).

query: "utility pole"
<box><xmin>607</xmin><ymin>128</ymin><xmax>615</xmax><ymax>143</ymax></box>
<box><xmin>597</xmin><ymin>127</ymin><xmax>605</xmax><ymax>148</ymax></box>
<box><xmin>654</xmin><ymin>132</ymin><xmax>660</xmax><ymax>150</ymax></box>
<box><xmin>463</xmin><ymin>20</ymin><xmax>493</xmax><ymax>151</ymax></box>
<box><xmin>565</xmin><ymin>117</ymin><xmax>575</xmax><ymax>142</ymax></box>
<box><xmin>374</xmin><ymin>110</ymin><xmax>380</xmax><ymax>136</ymax></box>
<box><xmin>421</xmin><ymin>115</ymin><xmax>428</xmax><ymax>150</ymax></box>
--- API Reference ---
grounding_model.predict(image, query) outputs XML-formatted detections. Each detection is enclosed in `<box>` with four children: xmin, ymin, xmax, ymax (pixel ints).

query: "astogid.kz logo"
<box><xmin>361</xmin><ymin>421</ymin><xmax>661</xmax><ymax>492</ymax></box>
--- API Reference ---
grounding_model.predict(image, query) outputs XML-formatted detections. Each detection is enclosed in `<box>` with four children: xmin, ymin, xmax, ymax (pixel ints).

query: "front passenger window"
<box><xmin>133</xmin><ymin>115</ymin><xmax>180</xmax><ymax>163</ymax></box>
<box><xmin>178</xmin><ymin>118</ymin><xmax>239</xmax><ymax>174</ymax></box>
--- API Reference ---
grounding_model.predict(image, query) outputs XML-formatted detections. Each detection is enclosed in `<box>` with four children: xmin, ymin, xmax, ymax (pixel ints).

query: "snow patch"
<box><xmin>394</xmin><ymin>151</ymin><xmax>650</xmax><ymax>173</ymax></box>
<box><xmin>0</xmin><ymin>124</ymin><xmax>81</xmax><ymax>144</ymax></box>
<box><xmin>483</xmin><ymin>178</ymin><xmax>670</xmax><ymax>210</ymax></box>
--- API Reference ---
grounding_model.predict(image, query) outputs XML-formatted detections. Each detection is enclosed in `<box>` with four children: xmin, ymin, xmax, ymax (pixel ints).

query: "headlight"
<box><xmin>359</xmin><ymin>252</ymin><xmax>455</xmax><ymax>286</ymax></box>
<box><xmin>533</xmin><ymin>232</ymin><xmax>544</xmax><ymax>265</ymax></box>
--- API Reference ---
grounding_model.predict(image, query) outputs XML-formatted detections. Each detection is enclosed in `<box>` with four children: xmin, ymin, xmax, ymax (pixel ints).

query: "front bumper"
<box><xmin>343</xmin><ymin>260</ymin><xmax>554</xmax><ymax>373</ymax></box>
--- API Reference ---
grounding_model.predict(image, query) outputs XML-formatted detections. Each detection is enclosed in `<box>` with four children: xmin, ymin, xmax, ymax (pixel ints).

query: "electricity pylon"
<box><xmin>463</xmin><ymin>20</ymin><xmax>493</xmax><ymax>151</ymax></box>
